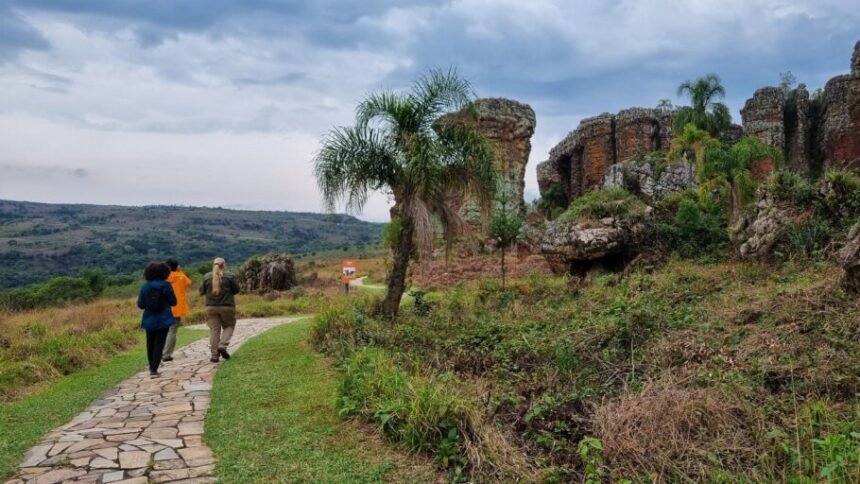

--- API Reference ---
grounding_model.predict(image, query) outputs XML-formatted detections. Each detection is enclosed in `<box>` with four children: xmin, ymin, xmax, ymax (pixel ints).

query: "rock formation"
<box><xmin>602</xmin><ymin>159</ymin><xmax>697</xmax><ymax>200</ymax></box>
<box><xmin>838</xmin><ymin>225</ymin><xmax>860</xmax><ymax>293</ymax></box>
<box><xmin>741</xmin><ymin>87</ymin><xmax>786</xmax><ymax>152</ymax></box>
<box><xmin>439</xmin><ymin>98</ymin><xmax>536</xmax><ymax>232</ymax></box>
<box><xmin>786</xmin><ymin>84</ymin><xmax>811</xmax><ymax>174</ymax></box>
<box><xmin>236</xmin><ymin>253</ymin><xmax>297</xmax><ymax>293</ymax></box>
<box><xmin>537</xmin><ymin>109</ymin><xmax>674</xmax><ymax>204</ymax></box>
<box><xmin>819</xmin><ymin>41</ymin><xmax>860</xmax><ymax>170</ymax></box>
<box><xmin>732</xmin><ymin>187</ymin><xmax>796</xmax><ymax>259</ymax></box>
<box><xmin>539</xmin><ymin>208</ymin><xmax>652</xmax><ymax>275</ymax></box>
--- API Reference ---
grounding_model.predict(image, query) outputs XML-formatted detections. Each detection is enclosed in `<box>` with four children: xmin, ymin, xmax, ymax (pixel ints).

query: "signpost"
<box><xmin>341</xmin><ymin>260</ymin><xmax>356</xmax><ymax>294</ymax></box>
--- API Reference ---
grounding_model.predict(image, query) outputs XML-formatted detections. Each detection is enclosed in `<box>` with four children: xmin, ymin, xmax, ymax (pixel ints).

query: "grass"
<box><xmin>558</xmin><ymin>187</ymin><xmax>649</xmax><ymax>223</ymax></box>
<box><xmin>207</xmin><ymin>319</ymin><xmax>439</xmax><ymax>484</ymax></box>
<box><xmin>0</xmin><ymin>326</ymin><xmax>206</xmax><ymax>479</ymax></box>
<box><xmin>312</xmin><ymin>260</ymin><xmax>860</xmax><ymax>481</ymax></box>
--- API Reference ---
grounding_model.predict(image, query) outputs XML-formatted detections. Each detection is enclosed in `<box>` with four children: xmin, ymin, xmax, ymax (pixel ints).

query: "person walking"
<box><xmin>162</xmin><ymin>258</ymin><xmax>192</xmax><ymax>362</ymax></box>
<box><xmin>137</xmin><ymin>262</ymin><xmax>177</xmax><ymax>377</ymax></box>
<box><xmin>199</xmin><ymin>257</ymin><xmax>241</xmax><ymax>363</ymax></box>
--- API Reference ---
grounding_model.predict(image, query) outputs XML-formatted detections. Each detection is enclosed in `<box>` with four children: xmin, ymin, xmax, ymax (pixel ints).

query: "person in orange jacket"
<box><xmin>162</xmin><ymin>258</ymin><xmax>192</xmax><ymax>362</ymax></box>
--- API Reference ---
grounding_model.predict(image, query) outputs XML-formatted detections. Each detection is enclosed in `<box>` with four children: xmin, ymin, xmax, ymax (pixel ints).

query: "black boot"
<box><xmin>218</xmin><ymin>348</ymin><xmax>231</xmax><ymax>360</ymax></box>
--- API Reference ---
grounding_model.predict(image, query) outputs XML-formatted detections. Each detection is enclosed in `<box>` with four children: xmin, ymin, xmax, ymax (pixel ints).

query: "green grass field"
<box><xmin>0</xmin><ymin>327</ymin><xmax>207</xmax><ymax>479</ymax></box>
<box><xmin>206</xmin><ymin>319</ymin><xmax>438</xmax><ymax>483</ymax></box>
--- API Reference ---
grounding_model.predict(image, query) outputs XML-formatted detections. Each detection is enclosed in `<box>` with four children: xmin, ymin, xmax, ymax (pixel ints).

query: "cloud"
<box><xmin>0</xmin><ymin>6</ymin><xmax>51</xmax><ymax>62</ymax></box>
<box><xmin>0</xmin><ymin>0</ymin><xmax>858</xmax><ymax>219</ymax></box>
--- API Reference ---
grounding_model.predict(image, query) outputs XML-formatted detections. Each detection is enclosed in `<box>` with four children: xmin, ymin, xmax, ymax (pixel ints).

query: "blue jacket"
<box><xmin>137</xmin><ymin>280</ymin><xmax>178</xmax><ymax>331</ymax></box>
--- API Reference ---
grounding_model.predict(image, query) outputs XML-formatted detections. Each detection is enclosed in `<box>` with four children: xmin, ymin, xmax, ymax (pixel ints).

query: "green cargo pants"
<box><xmin>162</xmin><ymin>317</ymin><xmax>181</xmax><ymax>359</ymax></box>
<box><xmin>206</xmin><ymin>306</ymin><xmax>237</xmax><ymax>359</ymax></box>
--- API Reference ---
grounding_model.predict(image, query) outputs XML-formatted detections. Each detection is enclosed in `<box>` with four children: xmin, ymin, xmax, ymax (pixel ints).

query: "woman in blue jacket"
<box><xmin>137</xmin><ymin>262</ymin><xmax>177</xmax><ymax>377</ymax></box>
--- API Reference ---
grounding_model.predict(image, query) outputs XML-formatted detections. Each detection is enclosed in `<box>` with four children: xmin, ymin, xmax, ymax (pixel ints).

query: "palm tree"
<box><xmin>674</xmin><ymin>73</ymin><xmax>732</xmax><ymax>137</ymax></box>
<box><xmin>698</xmin><ymin>136</ymin><xmax>781</xmax><ymax>224</ymax></box>
<box><xmin>314</xmin><ymin>69</ymin><xmax>496</xmax><ymax>318</ymax></box>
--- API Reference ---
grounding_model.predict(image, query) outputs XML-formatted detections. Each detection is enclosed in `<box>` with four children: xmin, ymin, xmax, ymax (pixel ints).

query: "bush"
<box><xmin>559</xmin><ymin>188</ymin><xmax>648</xmax><ymax>223</ymax></box>
<box><xmin>338</xmin><ymin>348</ymin><xmax>471</xmax><ymax>475</ymax></box>
<box><xmin>768</xmin><ymin>170</ymin><xmax>816</xmax><ymax>206</ymax></box>
<box><xmin>656</xmin><ymin>192</ymin><xmax>728</xmax><ymax>258</ymax></box>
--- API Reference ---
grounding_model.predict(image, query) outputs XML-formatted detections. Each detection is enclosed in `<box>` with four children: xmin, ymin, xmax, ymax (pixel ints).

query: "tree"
<box><xmin>668</xmin><ymin>123</ymin><xmax>720</xmax><ymax>165</ymax></box>
<box><xmin>490</xmin><ymin>193</ymin><xmax>523</xmax><ymax>289</ymax></box>
<box><xmin>673</xmin><ymin>73</ymin><xmax>732</xmax><ymax>137</ymax></box>
<box><xmin>778</xmin><ymin>71</ymin><xmax>796</xmax><ymax>98</ymax></box>
<box><xmin>315</xmin><ymin>69</ymin><xmax>496</xmax><ymax>318</ymax></box>
<box><xmin>698</xmin><ymin>136</ymin><xmax>782</xmax><ymax>224</ymax></box>
<box><xmin>656</xmin><ymin>98</ymin><xmax>674</xmax><ymax>113</ymax></box>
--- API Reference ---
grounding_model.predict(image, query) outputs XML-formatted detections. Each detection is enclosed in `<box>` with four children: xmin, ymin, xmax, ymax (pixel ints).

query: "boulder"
<box><xmin>602</xmin><ymin>159</ymin><xmax>696</xmax><ymax>200</ymax></box>
<box><xmin>236</xmin><ymin>253</ymin><xmax>297</xmax><ymax>293</ymax></box>
<box><xmin>733</xmin><ymin>187</ymin><xmax>798</xmax><ymax>259</ymax></box>
<box><xmin>838</xmin><ymin>225</ymin><xmax>860</xmax><ymax>293</ymax></box>
<box><xmin>538</xmin><ymin>208</ymin><xmax>652</xmax><ymax>275</ymax></box>
<box><xmin>819</xmin><ymin>41</ymin><xmax>860</xmax><ymax>170</ymax></box>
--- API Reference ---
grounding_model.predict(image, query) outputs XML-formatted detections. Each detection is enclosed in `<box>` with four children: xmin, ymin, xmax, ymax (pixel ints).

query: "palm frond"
<box><xmin>408</xmin><ymin>197</ymin><xmax>435</xmax><ymax>262</ymax></box>
<box><xmin>410</xmin><ymin>67</ymin><xmax>474</xmax><ymax>132</ymax></box>
<box><xmin>355</xmin><ymin>91</ymin><xmax>416</xmax><ymax>132</ymax></box>
<box><xmin>314</xmin><ymin>126</ymin><xmax>399</xmax><ymax>213</ymax></box>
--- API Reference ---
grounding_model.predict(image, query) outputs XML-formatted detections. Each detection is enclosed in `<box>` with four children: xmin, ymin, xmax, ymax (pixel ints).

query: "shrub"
<box><xmin>337</xmin><ymin>348</ymin><xmax>471</xmax><ymax>476</ymax></box>
<box><xmin>559</xmin><ymin>188</ymin><xmax>648</xmax><ymax>223</ymax></box>
<box><xmin>656</xmin><ymin>192</ymin><xmax>728</xmax><ymax>258</ymax></box>
<box><xmin>768</xmin><ymin>170</ymin><xmax>816</xmax><ymax>206</ymax></box>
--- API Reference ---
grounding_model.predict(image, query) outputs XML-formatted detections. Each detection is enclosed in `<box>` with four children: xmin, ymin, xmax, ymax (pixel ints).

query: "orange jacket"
<box><xmin>167</xmin><ymin>270</ymin><xmax>193</xmax><ymax>318</ymax></box>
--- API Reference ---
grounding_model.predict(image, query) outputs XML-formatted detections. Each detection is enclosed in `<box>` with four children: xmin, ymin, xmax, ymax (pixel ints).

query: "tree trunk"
<box><xmin>501</xmin><ymin>245</ymin><xmax>506</xmax><ymax>289</ymax></box>
<box><xmin>381</xmin><ymin>206</ymin><xmax>414</xmax><ymax>319</ymax></box>
<box><xmin>729</xmin><ymin>184</ymin><xmax>740</xmax><ymax>225</ymax></box>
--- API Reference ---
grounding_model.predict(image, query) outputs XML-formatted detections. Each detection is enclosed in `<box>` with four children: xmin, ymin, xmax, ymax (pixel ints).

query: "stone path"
<box><xmin>6</xmin><ymin>317</ymin><xmax>303</xmax><ymax>484</ymax></box>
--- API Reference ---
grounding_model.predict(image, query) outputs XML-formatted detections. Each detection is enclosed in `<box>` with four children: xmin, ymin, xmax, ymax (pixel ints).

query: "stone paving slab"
<box><xmin>6</xmin><ymin>317</ymin><xmax>302</xmax><ymax>484</ymax></box>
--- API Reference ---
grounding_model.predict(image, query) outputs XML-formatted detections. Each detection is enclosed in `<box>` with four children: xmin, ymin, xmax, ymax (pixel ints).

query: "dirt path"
<box><xmin>6</xmin><ymin>317</ymin><xmax>305</xmax><ymax>484</ymax></box>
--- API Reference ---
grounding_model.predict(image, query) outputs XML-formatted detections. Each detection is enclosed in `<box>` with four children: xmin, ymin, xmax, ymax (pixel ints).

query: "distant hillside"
<box><xmin>0</xmin><ymin>200</ymin><xmax>383</xmax><ymax>289</ymax></box>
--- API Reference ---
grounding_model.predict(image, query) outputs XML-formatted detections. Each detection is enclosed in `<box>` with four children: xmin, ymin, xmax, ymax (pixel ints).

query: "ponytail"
<box><xmin>212</xmin><ymin>257</ymin><xmax>226</xmax><ymax>296</ymax></box>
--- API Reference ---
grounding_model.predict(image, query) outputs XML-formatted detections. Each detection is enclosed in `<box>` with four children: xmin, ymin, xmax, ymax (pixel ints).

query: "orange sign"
<box><xmin>341</xmin><ymin>260</ymin><xmax>356</xmax><ymax>284</ymax></box>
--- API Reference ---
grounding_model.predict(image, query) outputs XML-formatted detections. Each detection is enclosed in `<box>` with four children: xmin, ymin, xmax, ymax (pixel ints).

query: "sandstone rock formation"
<box><xmin>819</xmin><ymin>41</ymin><xmax>860</xmax><ymax>170</ymax></box>
<box><xmin>741</xmin><ymin>87</ymin><xmax>786</xmax><ymax>152</ymax></box>
<box><xmin>537</xmin><ymin>109</ymin><xmax>674</xmax><ymax>204</ymax></box>
<box><xmin>439</xmin><ymin>98</ymin><xmax>536</xmax><ymax>231</ymax></box>
<box><xmin>602</xmin><ymin>159</ymin><xmax>697</xmax><ymax>200</ymax></box>
<box><xmin>786</xmin><ymin>84</ymin><xmax>811</xmax><ymax>174</ymax></box>
<box><xmin>236</xmin><ymin>253</ymin><xmax>297</xmax><ymax>293</ymax></box>
<box><xmin>732</xmin><ymin>187</ymin><xmax>796</xmax><ymax>259</ymax></box>
<box><xmin>539</xmin><ymin>208</ymin><xmax>652</xmax><ymax>275</ymax></box>
<box><xmin>838</xmin><ymin>225</ymin><xmax>860</xmax><ymax>293</ymax></box>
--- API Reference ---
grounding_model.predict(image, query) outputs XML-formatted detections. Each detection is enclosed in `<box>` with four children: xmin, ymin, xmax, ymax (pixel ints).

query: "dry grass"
<box><xmin>594</xmin><ymin>377</ymin><xmax>753</xmax><ymax>481</ymax></box>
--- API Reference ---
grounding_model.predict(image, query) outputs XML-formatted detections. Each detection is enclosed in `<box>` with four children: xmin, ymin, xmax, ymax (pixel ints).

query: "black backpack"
<box><xmin>144</xmin><ymin>286</ymin><xmax>166</xmax><ymax>313</ymax></box>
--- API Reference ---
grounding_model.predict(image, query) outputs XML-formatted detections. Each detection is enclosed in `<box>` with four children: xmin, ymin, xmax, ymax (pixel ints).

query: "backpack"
<box><xmin>144</xmin><ymin>285</ymin><xmax>166</xmax><ymax>313</ymax></box>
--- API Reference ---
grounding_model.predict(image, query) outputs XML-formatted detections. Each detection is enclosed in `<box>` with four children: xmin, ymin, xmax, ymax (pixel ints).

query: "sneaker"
<box><xmin>210</xmin><ymin>357</ymin><xmax>220</xmax><ymax>363</ymax></box>
<box><xmin>218</xmin><ymin>348</ymin><xmax>231</xmax><ymax>360</ymax></box>
<box><xmin>162</xmin><ymin>356</ymin><xmax>173</xmax><ymax>362</ymax></box>
<box><xmin>150</xmin><ymin>371</ymin><xmax>160</xmax><ymax>378</ymax></box>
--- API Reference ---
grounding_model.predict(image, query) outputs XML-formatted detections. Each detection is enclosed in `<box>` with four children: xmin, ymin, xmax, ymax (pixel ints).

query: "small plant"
<box><xmin>577</xmin><ymin>436</ymin><xmax>604</xmax><ymax>484</ymax></box>
<box><xmin>490</xmin><ymin>193</ymin><xmax>524</xmax><ymax>289</ymax></box>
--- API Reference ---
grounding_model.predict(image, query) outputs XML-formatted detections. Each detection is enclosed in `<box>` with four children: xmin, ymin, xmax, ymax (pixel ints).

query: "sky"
<box><xmin>0</xmin><ymin>0</ymin><xmax>857</xmax><ymax>222</ymax></box>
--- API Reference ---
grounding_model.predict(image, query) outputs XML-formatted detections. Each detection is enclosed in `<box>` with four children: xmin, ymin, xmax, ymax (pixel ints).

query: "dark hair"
<box><xmin>144</xmin><ymin>262</ymin><xmax>171</xmax><ymax>281</ymax></box>
<box><xmin>165</xmin><ymin>258</ymin><xmax>179</xmax><ymax>271</ymax></box>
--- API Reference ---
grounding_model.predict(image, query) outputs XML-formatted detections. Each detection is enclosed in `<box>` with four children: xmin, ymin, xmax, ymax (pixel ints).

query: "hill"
<box><xmin>0</xmin><ymin>199</ymin><xmax>382</xmax><ymax>289</ymax></box>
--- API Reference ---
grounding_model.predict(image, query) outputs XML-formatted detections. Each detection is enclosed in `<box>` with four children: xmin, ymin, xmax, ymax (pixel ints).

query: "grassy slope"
<box><xmin>207</xmin><ymin>319</ymin><xmax>438</xmax><ymax>484</ymax></box>
<box><xmin>0</xmin><ymin>327</ymin><xmax>207</xmax><ymax>478</ymax></box>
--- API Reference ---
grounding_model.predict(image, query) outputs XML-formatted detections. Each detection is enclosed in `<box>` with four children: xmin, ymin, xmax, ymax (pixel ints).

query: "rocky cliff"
<box><xmin>539</xmin><ymin>40</ymin><xmax>860</xmax><ymax>207</ymax></box>
<box><xmin>740</xmin><ymin>41</ymin><xmax>860</xmax><ymax>173</ymax></box>
<box><xmin>818</xmin><ymin>41</ymin><xmax>860</xmax><ymax>170</ymax></box>
<box><xmin>439</xmin><ymin>98</ymin><xmax>536</xmax><ymax>233</ymax></box>
<box><xmin>537</xmin><ymin>109</ymin><xmax>674</xmax><ymax>204</ymax></box>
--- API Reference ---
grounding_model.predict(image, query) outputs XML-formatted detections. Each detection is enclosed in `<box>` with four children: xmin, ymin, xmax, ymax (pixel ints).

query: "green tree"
<box><xmin>490</xmin><ymin>196</ymin><xmax>523</xmax><ymax>289</ymax></box>
<box><xmin>315</xmin><ymin>69</ymin><xmax>496</xmax><ymax>318</ymax></box>
<box><xmin>669</xmin><ymin>123</ymin><xmax>720</xmax><ymax>165</ymax></box>
<box><xmin>698</xmin><ymin>136</ymin><xmax>782</xmax><ymax>224</ymax></box>
<box><xmin>673</xmin><ymin>73</ymin><xmax>732</xmax><ymax>137</ymax></box>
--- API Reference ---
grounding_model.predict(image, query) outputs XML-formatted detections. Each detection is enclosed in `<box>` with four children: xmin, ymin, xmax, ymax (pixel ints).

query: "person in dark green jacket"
<box><xmin>199</xmin><ymin>257</ymin><xmax>241</xmax><ymax>363</ymax></box>
<box><xmin>137</xmin><ymin>262</ymin><xmax>177</xmax><ymax>377</ymax></box>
